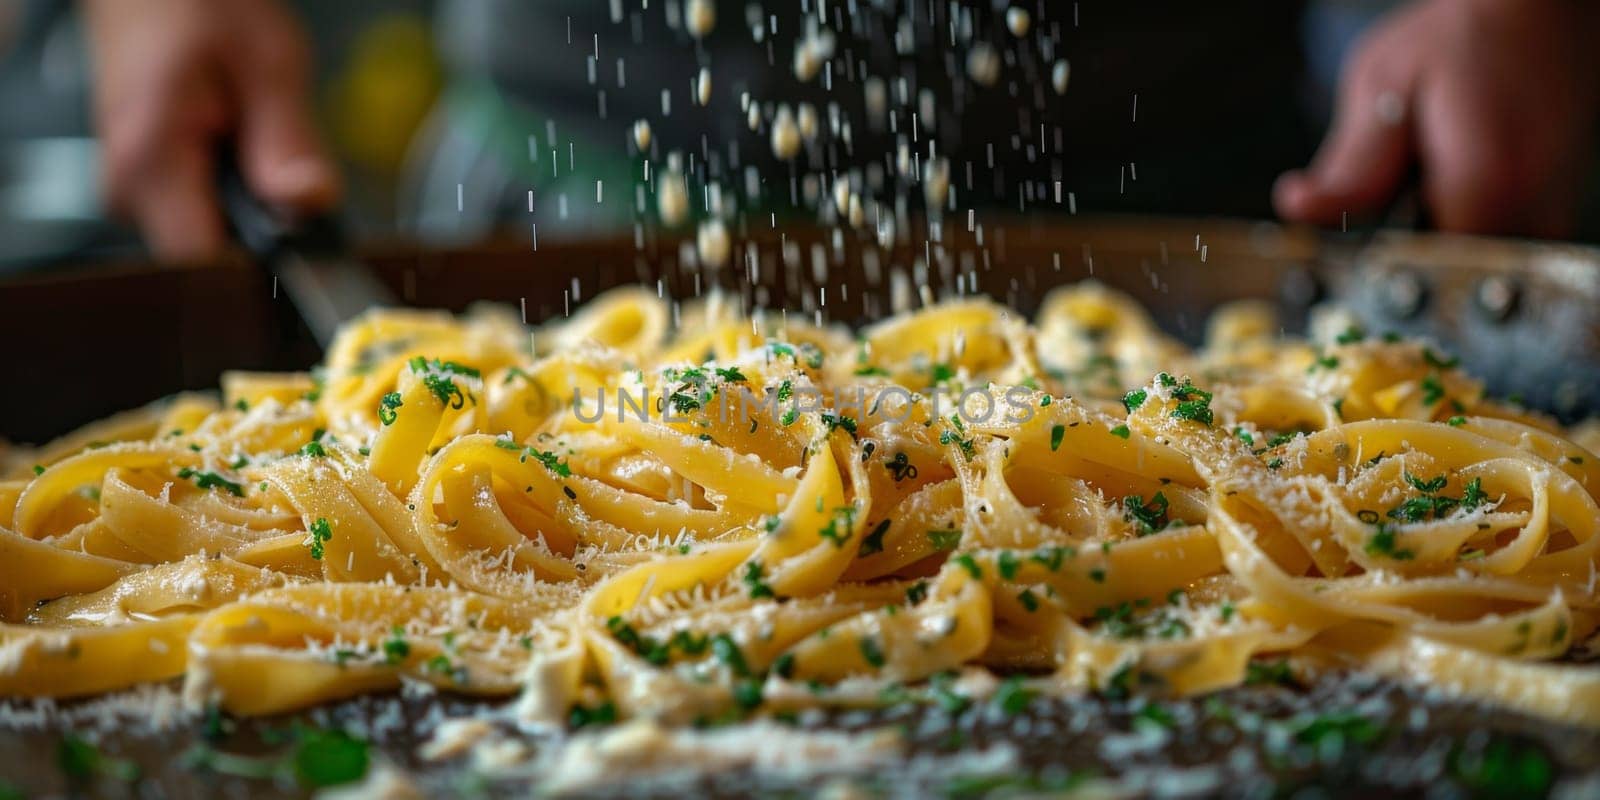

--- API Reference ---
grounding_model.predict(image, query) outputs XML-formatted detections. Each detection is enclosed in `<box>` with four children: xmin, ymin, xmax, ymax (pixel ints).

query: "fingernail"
<box><xmin>1272</xmin><ymin>172</ymin><xmax>1309</xmax><ymax>214</ymax></box>
<box><xmin>265</xmin><ymin>158</ymin><xmax>338</xmax><ymax>204</ymax></box>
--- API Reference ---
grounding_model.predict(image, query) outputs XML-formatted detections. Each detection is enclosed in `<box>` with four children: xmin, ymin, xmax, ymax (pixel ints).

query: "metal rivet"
<box><xmin>1474</xmin><ymin>275</ymin><xmax>1520</xmax><ymax>323</ymax></box>
<box><xmin>1381</xmin><ymin>270</ymin><xmax>1427</xmax><ymax>319</ymax></box>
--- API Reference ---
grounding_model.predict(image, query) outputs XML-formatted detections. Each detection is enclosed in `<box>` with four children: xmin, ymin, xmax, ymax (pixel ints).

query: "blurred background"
<box><xmin>7</xmin><ymin>0</ymin><xmax>1570</xmax><ymax>273</ymax></box>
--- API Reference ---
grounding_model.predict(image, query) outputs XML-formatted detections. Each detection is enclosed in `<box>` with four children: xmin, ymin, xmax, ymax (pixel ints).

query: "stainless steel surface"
<box><xmin>275</xmin><ymin>254</ymin><xmax>397</xmax><ymax>349</ymax></box>
<box><xmin>1326</xmin><ymin>230</ymin><xmax>1600</xmax><ymax>419</ymax></box>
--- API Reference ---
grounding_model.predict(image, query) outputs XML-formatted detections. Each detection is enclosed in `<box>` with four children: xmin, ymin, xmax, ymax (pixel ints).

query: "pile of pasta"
<box><xmin>4</xmin><ymin>283</ymin><xmax>1600</xmax><ymax>727</ymax></box>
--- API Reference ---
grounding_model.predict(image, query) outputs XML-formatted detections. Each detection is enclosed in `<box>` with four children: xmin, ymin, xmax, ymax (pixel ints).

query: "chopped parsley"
<box><xmin>858</xmin><ymin>519</ymin><xmax>891</xmax><ymax>557</ymax></box>
<box><xmin>1420</xmin><ymin>374</ymin><xmax>1446</xmax><ymax>406</ymax></box>
<box><xmin>1406</xmin><ymin>472</ymin><xmax>1448</xmax><ymax>493</ymax></box>
<box><xmin>858</xmin><ymin>636</ymin><xmax>887</xmax><ymax>668</ymax></box>
<box><xmin>607</xmin><ymin>616</ymin><xmax>667</xmax><ymax>665</ymax></box>
<box><xmin>1135</xmin><ymin>703</ymin><xmax>1177</xmax><ymax>731</ymax></box>
<box><xmin>303</xmin><ymin>371</ymin><xmax>324</xmax><ymax>403</ymax></box>
<box><xmin>377</xmin><ymin>392</ymin><xmax>403</xmax><ymax>425</ymax></box>
<box><xmin>425</xmin><ymin>654</ymin><xmax>455</xmax><ymax>677</ymax></box>
<box><xmin>1030</xmin><ymin>545</ymin><xmax>1073</xmax><ymax>571</ymax></box>
<box><xmin>1050</xmin><ymin>424</ymin><xmax>1066</xmax><ymax>452</ymax></box>
<box><xmin>495</xmin><ymin>438</ymin><xmax>573</xmax><ymax>477</ymax></box>
<box><xmin>820</xmin><ymin>413</ymin><xmax>858</xmax><ymax>436</ymax></box>
<box><xmin>1245</xmin><ymin>659</ymin><xmax>1298</xmax><ymax>687</ymax></box>
<box><xmin>742</xmin><ymin>561</ymin><xmax>775</xmax><ymax>599</ymax></box>
<box><xmin>993</xmin><ymin>677</ymin><xmax>1036</xmax><ymax>716</ymax></box>
<box><xmin>1365</xmin><ymin>523</ymin><xmax>1414</xmax><ymax>560</ymax></box>
<box><xmin>58</xmin><ymin>734</ymin><xmax>139</xmax><ymax>783</ymax></box>
<box><xmin>732</xmin><ymin>679</ymin><xmax>764</xmax><ymax>710</ymax></box>
<box><xmin>670</xmin><ymin>630</ymin><xmax>709</xmax><ymax>655</ymax></box>
<box><xmin>711</xmin><ymin>634</ymin><xmax>750</xmax><ymax>677</ymax></box>
<box><xmin>1121</xmin><ymin>492</ymin><xmax>1170</xmax><ymax>536</ymax></box>
<box><xmin>927</xmin><ymin>528</ymin><xmax>962</xmax><ymax>551</ymax></box>
<box><xmin>176</xmin><ymin>467</ymin><xmax>245</xmax><ymax>497</ymax></box>
<box><xmin>1448</xmin><ymin>736</ymin><xmax>1553</xmax><ymax>797</ymax></box>
<box><xmin>1094</xmin><ymin>601</ymin><xmax>1190</xmax><ymax>640</ymax></box>
<box><xmin>771</xmin><ymin>652</ymin><xmax>796</xmax><ymax>679</ymax></box>
<box><xmin>1122</xmin><ymin>388</ymin><xmax>1148</xmax><ymax>412</ymax></box>
<box><xmin>1266</xmin><ymin>431</ymin><xmax>1302</xmax><ymax>448</ymax></box>
<box><xmin>382</xmin><ymin>626</ymin><xmax>409</xmax><ymax>665</ymax></box>
<box><xmin>667</xmin><ymin>389</ymin><xmax>703</xmax><ymax>413</ymax></box>
<box><xmin>569</xmin><ymin>701</ymin><xmax>618</xmax><ymax>729</ymax></box>
<box><xmin>291</xmin><ymin>727</ymin><xmax>370</xmax><ymax>788</ymax></box>
<box><xmin>1422</xmin><ymin>347</ymin><xmax>1460</xmax><ymax>369</ymax></box>
<box><xmin>408</xmin><ymin>357</ymin><xmax>475</xmax><ymax>409</ymax></box>
<box><xmin>1286</xmin><ymin>711</ymin><xmax>1384</xmax><ymax>755</ymax></box>
<box><xmin>997</xmin><ymin>550</ymin><xmax>1020</xmax><ymax>580</ymax></box>
<box><xmin>1385</xmin><ymin>471</ymin><xmax>1476</xmax><ymax>523</ymax></box>
<box><xmin>1167</xmin><ymin>378</ymin><xmax>1214</xmax><ymax>425</ymax></box>
<box><xmin>1334</xmin><ymin>325</ymin><xmax>1366</xmax><ymax>345</ymax></box>
<box><xmin>305</xmin><ymin>518</ymin><xmax>333</xmax><ymax>560</ymax></box>
<box><xmin>1109</xmin><ymin>425</ymin><xmax>1130</xmax><ymax>439</ymax></box>
<box><xmin>818</xmin><ymin>506</ymin><xmax>857</xmax><ymax>547</ymax></box>
<box><xmin>953</xmin><ymin>554</ymin><xmax>982</xmax><ymax>579</ymax></box>
<box><xmin>939</xmin><ymin>427</ymin><xmax>977</xmax><ymax>460</ymax></box>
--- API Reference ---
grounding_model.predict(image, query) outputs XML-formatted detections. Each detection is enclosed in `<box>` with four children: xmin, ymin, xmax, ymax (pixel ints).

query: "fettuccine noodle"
<box><xmin>3</xmin><ymin>283</ymin><xmax>1598</xmax><ymax>727</ymax></box>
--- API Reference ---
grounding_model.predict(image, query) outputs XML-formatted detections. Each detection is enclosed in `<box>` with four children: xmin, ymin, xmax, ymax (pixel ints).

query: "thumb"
<box><xmin>227</xmin><ymin>20</ymin><xmax>339</xmax><ymax>212</ymax></box>
<box><xmin>1275</xmin><ymin>69</ymin><xmax>1415</xmax><ymax>227</ymax></box>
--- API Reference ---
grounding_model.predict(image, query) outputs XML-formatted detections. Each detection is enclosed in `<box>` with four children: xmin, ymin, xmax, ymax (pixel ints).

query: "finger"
<box><xmin>1275</xmin><ymin>62</ymin><xmax>1416</xmax><ymax>226</ymax></box>
<box><xmin>96</xmin><ymin>69</ymin><xmax>229</xmax><ymax>261</ymax></box>
<box><xmin>225</xmin><ymin>7</ymin><xmax>339</xmax><ymax>212</ymax></box>
<box><xmin>1413</xmin><ymin>75</ymin><xmax>1575</xmax><ymax>238</ymax></box>
<box><xmin>131</xmin><ymin>139</ymin><xmax>229</xmax><ymax>262</ymax></box>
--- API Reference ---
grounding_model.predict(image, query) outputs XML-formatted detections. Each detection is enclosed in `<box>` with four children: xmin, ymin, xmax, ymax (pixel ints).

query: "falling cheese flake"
<box><xmin>967</xmin><ymin>44</ymin><xmax>1001</xmax><ymax>87</ymax></box>
<box><xmin>697</xmin><ymin>219</ymin><xmax>731</xmax><ymax>268</ymax></box>
<box><xmin>685</xmin><ymin>0</ymin><xmax>715</xmax><ymax>39</ymax></box>
<box><xmin>658</xmin><ymin>168</ymin><xmax>689</xmax><ymax>227</ymax></box>
<box><xmin>1006</xmin><ymin>7</ymin><xmax>1032</xmax><ymax>37</ymax></box>
<box><xmin>1053</xmin><ymin>60</ymin><xmax>1072</xmax><ymax>95</ymax></box>
<box><xmin>695</xmin><ymin>68</ymin><xmax>712</xmax><ymax>106</ymax></box>
<box><xmin>771</xmin><ymin>106</ymin><xmax>802</xmax><ymax>160</ymax></box>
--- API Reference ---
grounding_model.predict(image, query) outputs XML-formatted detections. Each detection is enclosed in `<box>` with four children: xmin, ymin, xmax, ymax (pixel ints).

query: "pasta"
<box><xmin>3</xmin><ymin>282</ymin><xmax>1599</xmax><ymax>729</ymax></box>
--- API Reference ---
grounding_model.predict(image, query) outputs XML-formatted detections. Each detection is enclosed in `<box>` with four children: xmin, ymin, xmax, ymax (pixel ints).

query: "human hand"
<box><xmin>82</xmin><ymin>0</ymin><xmax>338</xmax><ymax>261</ymax></box>
<box><xmin>1274</xmin><ymin>0</ymin><xmax>1600</xmax><ymax>238</ymax></box>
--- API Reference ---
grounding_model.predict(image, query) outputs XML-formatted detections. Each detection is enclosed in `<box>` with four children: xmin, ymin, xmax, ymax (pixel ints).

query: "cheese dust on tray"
<box><xmin>4</xmin><ymin>283</ymin><xmax>1599</xmax><ymax>737</ymax></box>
